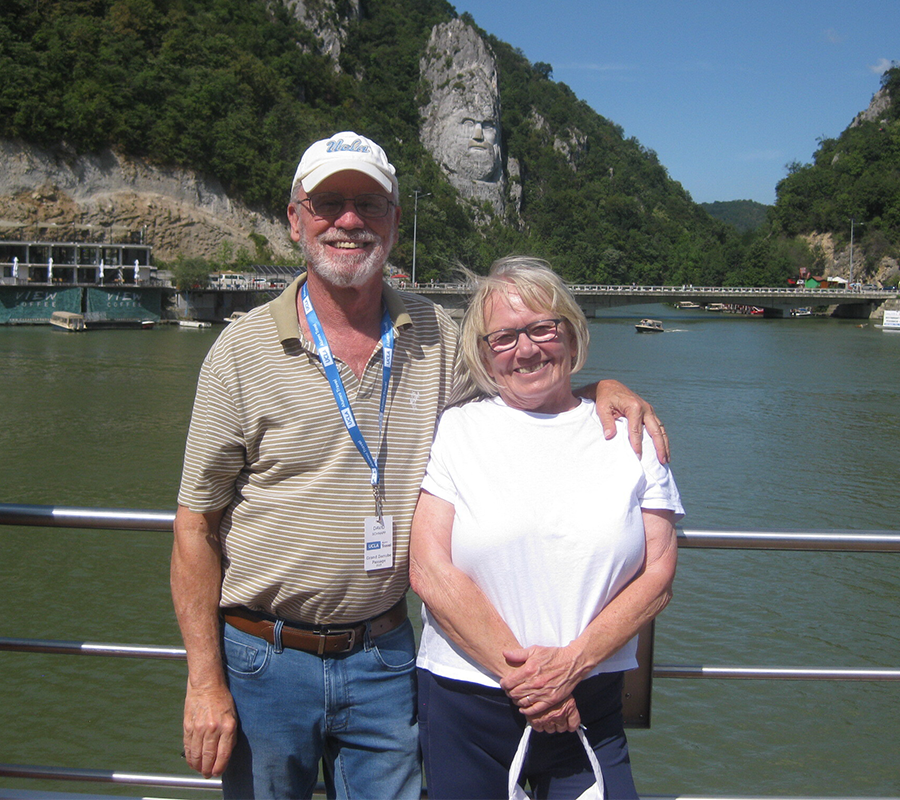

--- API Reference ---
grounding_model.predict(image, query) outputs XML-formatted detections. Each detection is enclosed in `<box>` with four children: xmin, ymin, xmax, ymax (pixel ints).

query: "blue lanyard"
<box><xmin>301</xmin><ymin>282</ymin><xmax>394</xmax><ymax>515</ymax></box>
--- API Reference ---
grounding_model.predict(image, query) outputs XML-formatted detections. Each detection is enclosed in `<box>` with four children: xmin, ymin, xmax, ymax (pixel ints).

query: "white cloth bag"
<box><xmin>507</xmin><ymin>725</ymin><xmax>605</xmax><ymax>800</ymax></box>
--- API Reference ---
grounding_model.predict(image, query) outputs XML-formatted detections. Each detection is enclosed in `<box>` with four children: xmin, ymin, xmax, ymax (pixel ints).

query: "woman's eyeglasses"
<box><xmin>482</xmin><ymin>319</ymin><xmax>563</xmax><ymax>352</ymax></box>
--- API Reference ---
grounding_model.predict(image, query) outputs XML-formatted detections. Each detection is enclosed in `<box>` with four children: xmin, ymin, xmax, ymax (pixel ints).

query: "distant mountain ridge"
<box><xmin>700</xmin><ymin>200</ymin><xmax>770</xmax><ymax>233</ymax></box>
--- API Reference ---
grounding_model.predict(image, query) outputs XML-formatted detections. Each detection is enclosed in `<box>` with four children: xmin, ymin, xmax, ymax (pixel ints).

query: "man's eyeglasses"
<box><xmin>299</xmin><ymin>192</ymin><xmax>394</xmax><ymax>219</ymax></box>
<box><xmin>481</xmin><ymin>319</ymin><xmax>563</xmax><ymax>352</ymax></box>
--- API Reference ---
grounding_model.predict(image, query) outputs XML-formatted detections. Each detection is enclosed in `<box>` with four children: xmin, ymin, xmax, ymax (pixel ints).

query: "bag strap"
<box><xmin>507</xmin><ymin>726</ymin><xmax>532</xmax><ymax>799</ymax></box>
<box><xmin>507</xmin><ymin>726</ymin><xmax>605</xmax><ymax>800</ymax></box>
<box><xmin>576</xmin><ymin>727</ymin><xmax>605</xmax><ymax>798</ymax></box>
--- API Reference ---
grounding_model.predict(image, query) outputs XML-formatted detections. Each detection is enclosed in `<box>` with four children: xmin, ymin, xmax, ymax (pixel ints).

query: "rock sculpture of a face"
<box><xmin>420</xmin><ymin>20</ymin><xmax>506</xmax><ymax>215</ymax></box>
<box><xmin>444</xmin><ymin>106</ymin><xmax>502</xmax><ymax>183</ymax></box>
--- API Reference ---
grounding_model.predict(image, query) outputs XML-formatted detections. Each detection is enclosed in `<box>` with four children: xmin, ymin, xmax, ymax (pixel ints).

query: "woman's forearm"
<box><xmin>409</xmin><ymin>491</ymin><xmax>521</xmax><ymax>679</ymax></box>
<box><xmin>501</xmin><ymin>509</ymin><xmax>677</xmax><ymax>710</ymax></box>
<box><xmin>412</xmin><ymin>557</ymin><xmax>522</xmax><ymax>678</ymax></box>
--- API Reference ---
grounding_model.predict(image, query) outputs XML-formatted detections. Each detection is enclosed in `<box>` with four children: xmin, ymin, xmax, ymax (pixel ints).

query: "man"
<box><xmin>171</xmin><ymin>131</ymin><xmax>667</xmax><ymax>799</ymax></box>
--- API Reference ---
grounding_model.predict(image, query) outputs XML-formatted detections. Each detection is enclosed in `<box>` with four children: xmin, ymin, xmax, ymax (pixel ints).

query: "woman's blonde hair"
<box><xmin>459</xmin><ymin>256</ymin><xmax>590</xmax><ymax>397</ymax></box>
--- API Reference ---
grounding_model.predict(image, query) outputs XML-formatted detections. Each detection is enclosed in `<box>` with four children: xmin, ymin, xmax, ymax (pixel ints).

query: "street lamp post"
<box><xmin>849</xmin><ymin>218</ymin><xmax>864</xmax><ymax>288</ymax></box>
<box><xmin>410</xmin><ymin>190</ymin><xmax>431</xmax><ymax>287</ymax></box>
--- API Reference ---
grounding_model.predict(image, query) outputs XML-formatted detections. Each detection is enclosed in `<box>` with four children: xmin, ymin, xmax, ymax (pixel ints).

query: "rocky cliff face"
<box><xmin>419</xmin><ymin>19</ymin><xmax>509</xmax><ymax>218</ymax></box>
<box><xmin>0</xmin><ymin>0</ymin><xmax>367</xmax><ymax>263</ymax></box>
<box><xmin>802</xmin><ymin>230</ymin><xmax>898</xmax><ymax>286</ymax></box>
<box><xmin>0</xmin><ymin>139</ymin><xmax>294</xmax><ymax>262</ymax></box>
<box><xmin>282</xmin><ymin>0</ymin><xmax>361</xmax><ymax>65</ymax></box>
<box><xmin>850</xmin><ymin>86</ymin><xmax>892</xmax><ymax>128</ymax></box>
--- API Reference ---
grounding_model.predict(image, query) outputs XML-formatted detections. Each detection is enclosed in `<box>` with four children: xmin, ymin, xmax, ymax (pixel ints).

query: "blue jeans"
<box><xmin>221</xmin><ymin>617</ymin><xmax>421</xmax><ymax>800</ymax></box>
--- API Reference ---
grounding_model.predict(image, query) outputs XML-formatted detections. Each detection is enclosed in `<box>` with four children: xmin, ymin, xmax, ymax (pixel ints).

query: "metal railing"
<box><xmin>2</xmin><ymin>503</ymin><xmax>899</xmax><ymax>800</ymax></box>
<box><xmin>410</xmin><ymin>282</ymin><xmax>898</xmax><ymax>301</ymax></box>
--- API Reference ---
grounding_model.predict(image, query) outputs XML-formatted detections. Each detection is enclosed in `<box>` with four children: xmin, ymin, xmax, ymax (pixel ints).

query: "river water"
<box><xmin>1</xmin><ymin>303</ymin><xmax>898</xmax><ymax>798</ymax></box>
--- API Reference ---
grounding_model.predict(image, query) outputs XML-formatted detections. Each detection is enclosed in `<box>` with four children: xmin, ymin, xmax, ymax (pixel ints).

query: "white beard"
<box><xmin>302</xmin><ymin>230</ymin><xmax>391</xmax><ymax>288</ymax></box>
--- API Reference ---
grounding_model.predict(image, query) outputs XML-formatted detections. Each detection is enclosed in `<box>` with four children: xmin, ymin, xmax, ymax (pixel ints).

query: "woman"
<box><xmin>410</xmin><ymin>256</ymin><xmax>684</xmax><ymax>799</ymax></box>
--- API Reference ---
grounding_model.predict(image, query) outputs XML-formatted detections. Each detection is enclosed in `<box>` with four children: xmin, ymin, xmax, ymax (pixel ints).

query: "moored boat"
<box><xmin>224</xmin><ymin>311</ymin><xmax>248</xmax><ymax>323</ymax></box>
<box><xmin>882</xmin><ymin>309</ymin><xmax>900</xmax><ymax>331</ymax></box>
<box><xmin>178</xmin><ymin>319</ymin><xmax>212</xmax><ymax>329</ymax></box>
<box><xmin>635</xmin><ymin>318</ymin><xmax>664</xmax><ymax>333</ymax></box>
<box><xmin>49</xmin><ymin>310</ymin><xmax>86</xmax><ymax>332</ymax></box>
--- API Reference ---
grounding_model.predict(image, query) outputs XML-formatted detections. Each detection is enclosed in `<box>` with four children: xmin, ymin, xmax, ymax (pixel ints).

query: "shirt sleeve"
<box><xmin>637</xmin><ymin>426</ymin><xmax>685</xmax><ymax>520</ymax></box>
<box><xmin>420</xmin><ymin>408</ymin><xmax>460</xmax><ymax>506</ymax></box>
<box><xmin>176</xmin><ymin>355</ymin><xmax>247</xmax><ymax>512</ymax></box>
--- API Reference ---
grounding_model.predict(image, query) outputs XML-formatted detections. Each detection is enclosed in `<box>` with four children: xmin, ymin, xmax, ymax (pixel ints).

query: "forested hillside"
<box><xmin>701</xmin><ymin>200</ymin><xmax>770</xmax><ymax>233</ymax></box>
<box><xmin>3</xmin><ymin>0</ymin><xmax>891</xmax><ymax>287</ymax></box>
<box><xmin>770</xmin><ymin>67</ymin><xmax>900</xmax><ymax>281</ymax></box>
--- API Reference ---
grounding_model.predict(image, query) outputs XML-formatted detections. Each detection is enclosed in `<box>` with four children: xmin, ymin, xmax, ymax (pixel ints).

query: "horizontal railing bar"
<box><xmin>0</xmin><ymin>763</ymin><xmax>895</xmax><ymax>800</ymax></box>
<box><xmin>677</xmin><ymin>529</ymin><xmax>900</xmax><ymax>552</ymax></box>
<box><xmin>0</xmin><ymin>792</ymin><xmax>896</xmax><ymax>800</ymax></box>
<box><xmin>0</xmin><ymin>638</ymin><xmax>186</xmax><ymax>660</ymax></box>
<box><xmin>0</xmin><ymin>789</ymin><xmax>162</xmax><ymax>800</ymax></box>
<box><xmin>0</xmin><ymin>504</ymin><xmax>174</xmax><ymax>531</ymax></box>
<box><xmin>3</xmin><ymin>505</ymin><xmax>900</xmax><ymax>552</ymax></box>
<box><xmin>3</xmin><ymin>638</ymin><xmax>897</xmax><ymax>682</ymax></box>
<box><xmin>0</xmin><ymin>763</ymin><xmax>219</xmax><ymax>791</ymax></box>
<box><xmin>655</xmin><ymin>665</ymin><xmax>900</xmax><ymax>681</ymax></box>
<box><xmin>640</xmin><ymin>797</ymin><xmax>900</xmax><ymax>800</ymax></box>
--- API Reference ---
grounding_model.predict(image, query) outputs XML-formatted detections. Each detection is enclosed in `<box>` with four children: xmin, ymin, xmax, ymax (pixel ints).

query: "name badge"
<box><xmin>364</xmin><ymin>516</ymin><xmax>394</xmax><ymax>571</ymax></box>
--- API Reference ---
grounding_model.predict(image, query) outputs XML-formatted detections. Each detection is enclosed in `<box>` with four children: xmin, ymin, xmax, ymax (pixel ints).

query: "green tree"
<box><xmin>170</xmin><ymin>255</ymin><xmax>213</xmax><ymax>290</ymax></box>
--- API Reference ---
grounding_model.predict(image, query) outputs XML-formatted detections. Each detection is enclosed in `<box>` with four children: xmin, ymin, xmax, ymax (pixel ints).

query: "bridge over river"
<box><xmin>404</xmin><ymin>283</ymin><xmax>898</xmax><ymax>319</ymax></box>
<box><xmin>5</xmin><ymin>279</ymin><xmax>893</xmax><ymax>325</ymax></box>
<box><xmin>168</xmin><ymin>281</ymin><xmax>899</xmax><ymax>323</ymax></box>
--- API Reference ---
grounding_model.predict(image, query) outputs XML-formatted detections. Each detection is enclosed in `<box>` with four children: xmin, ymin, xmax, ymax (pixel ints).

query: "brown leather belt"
<box><xmin>222</xmin><ymin>597</ymin><xmax>407</xmax><ymax>656</ymax></box>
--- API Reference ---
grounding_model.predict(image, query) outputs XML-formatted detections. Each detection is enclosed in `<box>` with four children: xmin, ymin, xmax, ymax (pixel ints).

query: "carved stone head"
<box><xmin>420</xmin><ymin>20</ymin><xmax>506</xmax><ymax>213</ymax></box>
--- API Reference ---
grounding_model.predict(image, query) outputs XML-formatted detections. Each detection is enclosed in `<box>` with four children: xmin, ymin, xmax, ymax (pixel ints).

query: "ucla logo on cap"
<box><xmin>326</xmin><ymin>138</ymin><xmax>372</xmax><ymax>155</ymax></box>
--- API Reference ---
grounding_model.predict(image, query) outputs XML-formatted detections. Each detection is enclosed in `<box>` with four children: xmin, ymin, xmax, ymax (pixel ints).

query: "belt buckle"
<box><xmin>318</xmin><ymin>626</ymin><xmax>357</xmax><ymax>655</ymax></box>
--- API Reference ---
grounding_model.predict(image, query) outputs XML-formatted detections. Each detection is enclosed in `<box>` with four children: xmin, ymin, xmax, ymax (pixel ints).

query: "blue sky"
<box><xmin>449</xmin><ymin>0</ymin><xmax>898</xmax><ymax>205</ymax></box>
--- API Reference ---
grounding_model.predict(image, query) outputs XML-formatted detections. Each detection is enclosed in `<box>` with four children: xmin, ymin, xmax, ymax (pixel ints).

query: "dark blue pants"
<box><xmin>418</xmin><ymin>669</ymin><xmax>639</xmax><ymax>799</ymax></box>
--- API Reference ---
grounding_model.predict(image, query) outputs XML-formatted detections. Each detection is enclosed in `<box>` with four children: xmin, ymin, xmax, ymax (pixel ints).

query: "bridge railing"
<box><xmin>410</xmin><ymin>282</ymin><xmax>896</xmax><ymax>299</ymax></box>
<box><xmin>1</xmin><ymin>503</ymin><xmax>899</xmax><ymax>800</ymax></box>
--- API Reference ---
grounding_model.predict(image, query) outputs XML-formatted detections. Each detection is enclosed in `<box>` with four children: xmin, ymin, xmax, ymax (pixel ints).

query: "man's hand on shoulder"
<box><xmin>581</xmin><ymin>379</ymin><xmax>669</xmax><ymax>464</ymax></box>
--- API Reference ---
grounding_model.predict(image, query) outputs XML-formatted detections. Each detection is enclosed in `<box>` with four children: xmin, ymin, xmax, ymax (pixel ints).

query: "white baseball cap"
<box><xmin>292</xmin><ymin>131</ymin><xmax>398</xmax><ymax>197</ymax></box>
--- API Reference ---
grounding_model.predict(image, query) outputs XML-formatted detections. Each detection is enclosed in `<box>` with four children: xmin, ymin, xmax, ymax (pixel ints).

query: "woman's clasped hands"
<box><xmin>500</xmin><ymin>643</ymin><xmax>589</xmax><ymax>734</ymax></box>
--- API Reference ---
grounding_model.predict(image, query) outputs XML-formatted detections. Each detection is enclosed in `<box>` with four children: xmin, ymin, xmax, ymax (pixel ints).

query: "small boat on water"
<box><xmin>178</xmin><ymin>319</ymin><xmax>212</xmax><ymax>329</ymax></box>
<box><xmin>635</xmin><ymin>318</ymin><xmax>664</xmax><ymax>333</ymax></box>
<box><xmin>791</xmin><ymin>307</ymin><xmax>812</xmax><ymax>317</ymax></box>
<box><xmin>705</xmin><ymin>303</ymin><xmax>726</xmax><ymax>312</ymax></box>
<box><xmin>49</xmin><ymin>311</ymin><xmax>86</xmax><ymax>332</ymax></box>
<box><xmin>224</xmin><ymin>311</ymin><xmax>248</xmax><ymax>323</ymax></box>
<box><xmin>882</xmin><ymin>309</ymin><xmax>900</xmax><ymax>331</ymax></box>
<box><xmin>677</xmin><ymin>301</ymin><xmax>700</xmax><ymax>309</ymax></box>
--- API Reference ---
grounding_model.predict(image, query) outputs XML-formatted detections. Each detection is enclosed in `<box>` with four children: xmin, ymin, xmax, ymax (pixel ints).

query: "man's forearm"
<box><xmin>171</xmin><ymin>505</ymin><xmax>238</xmax><ymax>778</ymax></box>
<box><xmin>171</xmin><ymin>505</ymin><xmax>227</xmax><ymax>686</ymax></box>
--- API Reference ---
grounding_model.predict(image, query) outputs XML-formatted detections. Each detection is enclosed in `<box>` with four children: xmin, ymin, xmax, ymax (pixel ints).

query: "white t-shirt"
<box><xmin>417</xmin><ymin>396</ymin><xmax>684</xmax><ymax>688</ymax></box>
